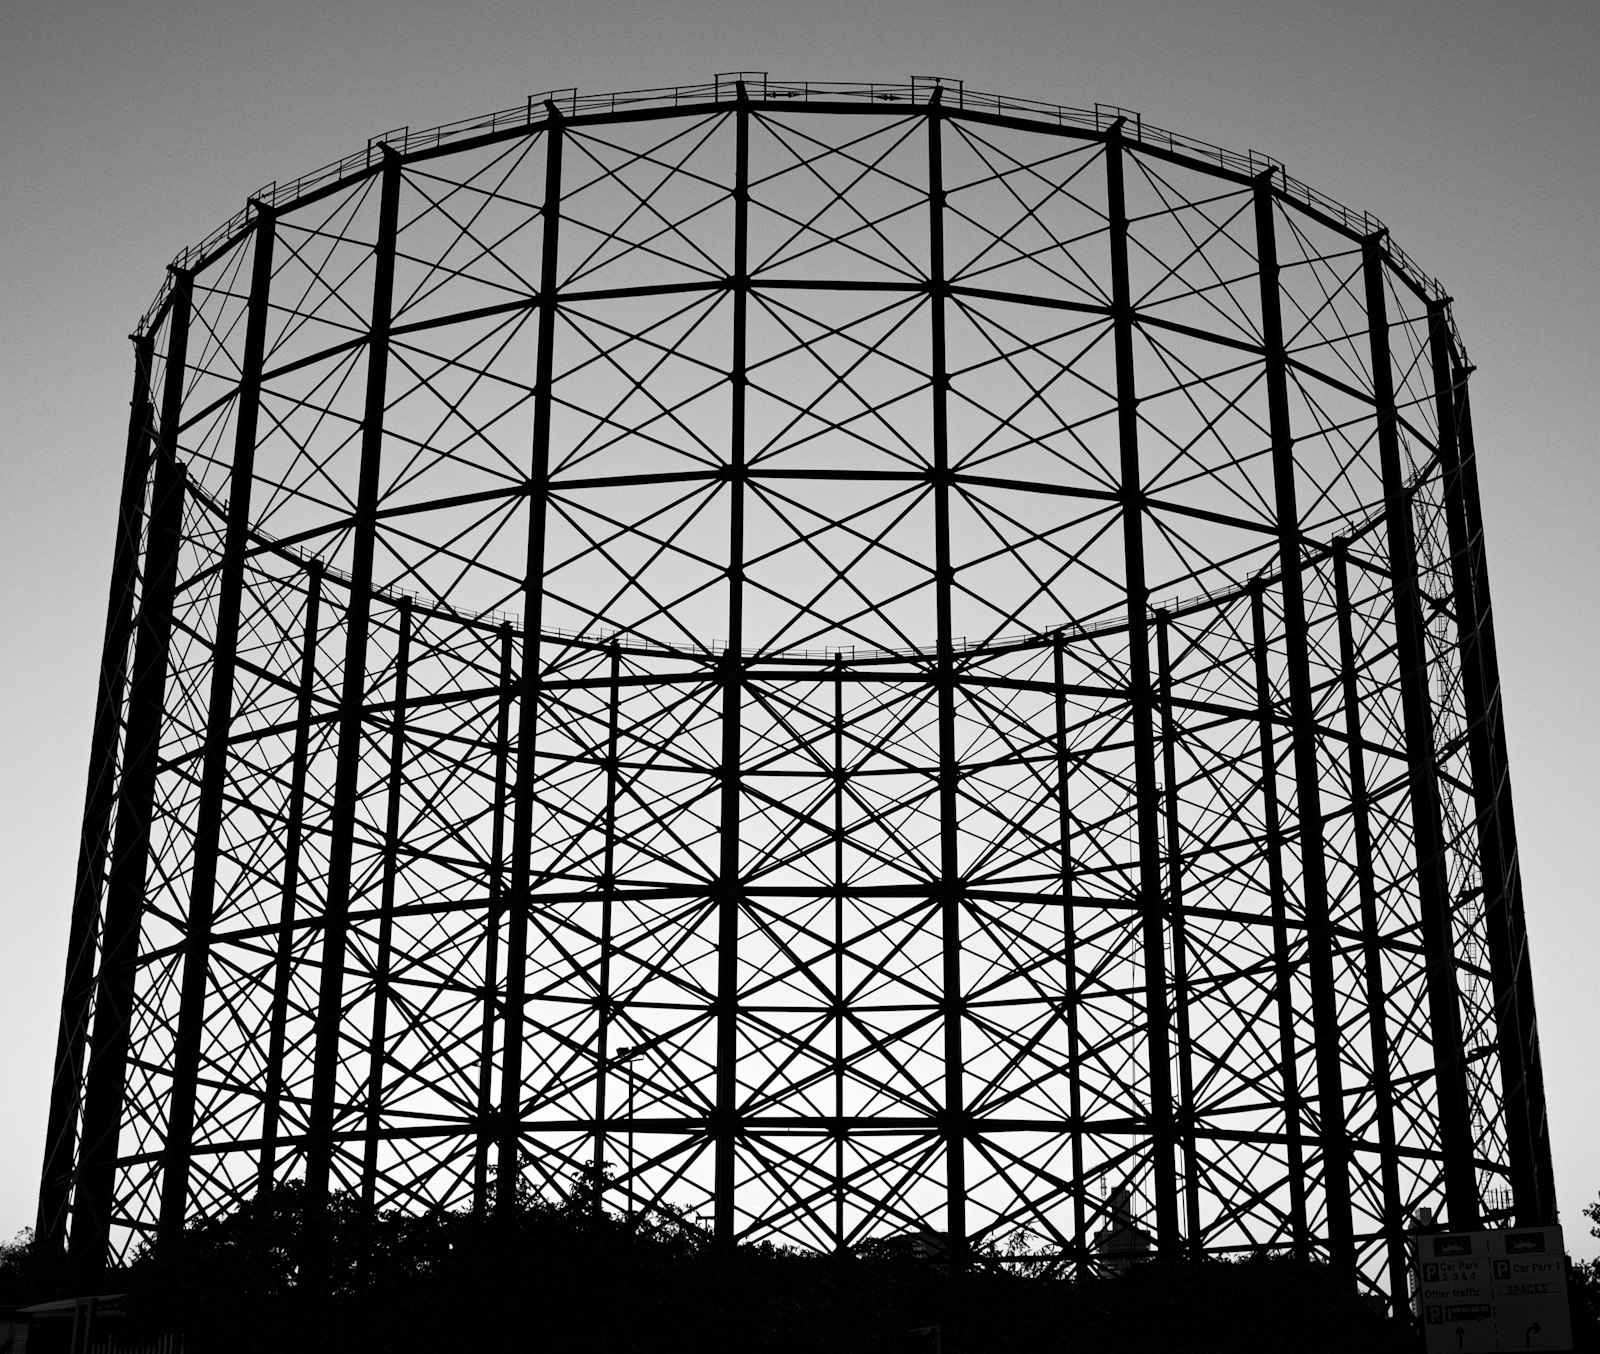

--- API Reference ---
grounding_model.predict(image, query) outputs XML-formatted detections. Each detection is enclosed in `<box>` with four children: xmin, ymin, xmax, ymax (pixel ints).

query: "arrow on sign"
<box><xmin>1455</xmin><ymin>1327</ymin><xmax>1465</xmax><ymax>1351</ymax></box>
<box><xmin>1525</xmin><ymin>1322</ymin><xmax>1541</xmax><ymax>1347</ymax></box>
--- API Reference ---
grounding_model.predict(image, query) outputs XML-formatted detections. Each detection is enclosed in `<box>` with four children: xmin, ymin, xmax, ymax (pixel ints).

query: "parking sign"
<box><xmin>1415</xmin><ymin>1226</ymin><xmax>1572</xmax><ymax>1352</ymax></box>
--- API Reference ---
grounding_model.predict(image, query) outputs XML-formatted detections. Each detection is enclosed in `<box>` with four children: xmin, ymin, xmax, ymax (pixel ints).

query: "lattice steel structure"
<box><xmin>39</xmin><ymin>77</ymin><xmax>1553</xmax><ymax>1304</ymax></box>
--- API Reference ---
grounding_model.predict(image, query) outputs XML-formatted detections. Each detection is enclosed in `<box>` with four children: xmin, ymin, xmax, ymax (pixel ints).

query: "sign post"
<box><xmin>1414</xmin><ymin>1225</ymin><xmax>1572</xmax><ymax>1352</ymax></box>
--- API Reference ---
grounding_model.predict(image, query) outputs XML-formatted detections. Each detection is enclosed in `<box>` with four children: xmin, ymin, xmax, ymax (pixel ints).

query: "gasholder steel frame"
<box><xmin>36</xmin><ymin>76</ymin><xmax>1553</xmax><ymax>1307</ymax></box>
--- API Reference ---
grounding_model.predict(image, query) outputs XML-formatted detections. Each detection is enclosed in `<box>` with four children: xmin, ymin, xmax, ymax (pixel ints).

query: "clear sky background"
<box><xmin>2</xmin><ymin>0</ymin><xmax>1595</xmax><ymax>1256</ymax></box>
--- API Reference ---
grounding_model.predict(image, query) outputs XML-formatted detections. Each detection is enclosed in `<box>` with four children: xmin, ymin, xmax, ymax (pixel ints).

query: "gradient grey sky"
<box><xmin>2</xmin><ymin>0</ymin><xmax>1595</xmax><ymax>1254</ymax></box>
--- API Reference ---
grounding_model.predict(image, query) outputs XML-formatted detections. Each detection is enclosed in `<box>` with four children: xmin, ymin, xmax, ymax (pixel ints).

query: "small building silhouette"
<box><xmin>1093</xmin><ymin>1187</ymin><xmax>1153</xmax><ymax>1272</ymax></box>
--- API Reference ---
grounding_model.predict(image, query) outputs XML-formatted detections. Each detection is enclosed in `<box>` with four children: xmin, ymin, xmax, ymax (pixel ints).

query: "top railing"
<box><xmin>138</xmin><ymin>74</ymin><xmax>1454</xmax><ymax>346</ymax></box>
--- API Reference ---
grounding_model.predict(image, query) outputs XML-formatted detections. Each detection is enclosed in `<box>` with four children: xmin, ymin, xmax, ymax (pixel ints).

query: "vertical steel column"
<box><xmin>473</xmin><ymin>624</ymin><xmax>514</xmax><ymax>1208</ymax></box>
<box><xmin>1254</xmin><ymin>180</ymin><xmax>1353</xmax><ymax>1266</ymax></box>
<box><xmin>1362</xmin><ymin>240</ymin><xmax>1477</xmax><ymax>1227</ymax></box>
<box><xmin>1104</xmin><ymin>123</ymin><xmax>1179</xmax><ymax>1250</ymax></box>
<box><xmin>73</xmin><ymin>272</ymin><xmax>193</xmax><ymax>1261</ymax></box>
<box><xmin>712</xmin><ymin>85</ymin><xmax>751</xmax><ymax>1245</ymax></box>
<box><xmin>160</xmin><ymin>210</ymin><xmax>278</xmax><ymax>1238</ymax></box>
<box><xmin>1451</xmin><ymin>382</ymin><xmax>1555</xmax><ymax>1222</ymax></box>
<box><xmin>1429</xmin><ymin>315</ymin><xmax>1546</xmax><ymax>1225</ymax></box>
<box><xmin>832</xmin><ymin>653</ymin><xmax>846</xmax><ymax>1251</ymax></box>
<box><xmin>926</xmin><ymin>87</ymin><xmax>969</xmax><ymax>1263</ymax></box>
<box><xmin>1426</xmin><ymin>315</ymin><xmax>1521</xmax><ymax>1204</ymax></box>
<box><xmin>259</xmin><ymin>562</ymin><xmax>323</xmax><ymax>1191</ymax></box>
<box><xmin>1155</xmin><ymin>614</ymin><xmax>1200</xmax><ymax>1252</ymax></box>
<box><xmin>1052</xmin><ymin>637</ymin><xmax>1087</xmax><ymax>1274</ymax></box>
<box><xmin>37</xmin><ymin>335</ymin><xmax>156</xmax><ymax>1253</ymax></box>
<box><xmin>1333</xmin><ymin>542</ymin><xmax>1406</xmax><ymax>1302</ymax></box>
<box><xmin>1249</xmin><ymin>584</ymin><xmax>1309</xmax><ymax>1254</ymax></box>
<box><xmin>306</xmin><ymin>149</ymin><xmax>403</xmax><ymax>1210</ymax></box>
<box><xmin>500</xmin><ymin>109</ymin><xmax>565</xmax><ymax>1206</ymax></box>
<box><xmin>360</xmin><ymin>598</ymin><xmax>411</xmax><ymax>1211</ymax></box>
<box><xmin>592</xmin><ymin>643</ymin><xmax>623</xmax><ymax>1203</ymax></box>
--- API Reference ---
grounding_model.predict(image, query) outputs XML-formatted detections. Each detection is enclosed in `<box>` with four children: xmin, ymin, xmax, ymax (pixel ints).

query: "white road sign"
<box><xmin>1415</xmin><ymin>1225</ymin><xmax>1572</xmax><ymax>1352</ymax></box>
